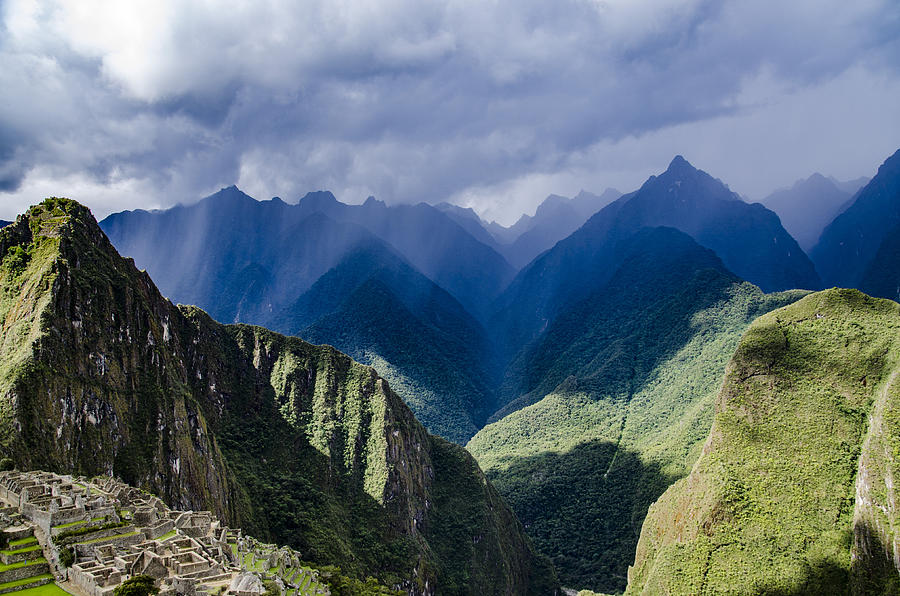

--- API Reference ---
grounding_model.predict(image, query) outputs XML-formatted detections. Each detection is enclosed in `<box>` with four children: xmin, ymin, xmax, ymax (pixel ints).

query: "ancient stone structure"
<box><xmin>0</xmin><ymin>471</ymin><xmax>327</xmax><ymax>595</ymax></box>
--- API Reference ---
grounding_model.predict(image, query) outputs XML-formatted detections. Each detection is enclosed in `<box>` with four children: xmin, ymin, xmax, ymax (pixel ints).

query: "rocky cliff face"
<box><xmin>627</xmin><ymin>289</ymin><xmax>900</xmax><ymax>595</ymax></box>
<box><xmin>0</xmin><ymin>198</ymin><xmax>556</xmax><ymax>595</ymax></box>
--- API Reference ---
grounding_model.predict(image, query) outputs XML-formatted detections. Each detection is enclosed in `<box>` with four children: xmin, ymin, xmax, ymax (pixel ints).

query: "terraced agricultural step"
<box><xmin>0</xmin><ymin>559</ymin><xmax>49</xmax><ymax>584</ymax></box>
<box><xmin>54</xmin><ymin>525</ymin><xmax>135</xmax><ymax>545</ymax></box>
<box><xmin>0</xmin><ymin>573</ymin><xmax>53</xmax><ymax>594</ymax></box>
<box><xmin>6</xmin><ymin>538</ymin><xmax>36</xmax><ymax>550</ymax></box>
<box><xmin>0</xmin><ymin>545</ymin><xmax>42</xmax><ymax>566</ymax></box>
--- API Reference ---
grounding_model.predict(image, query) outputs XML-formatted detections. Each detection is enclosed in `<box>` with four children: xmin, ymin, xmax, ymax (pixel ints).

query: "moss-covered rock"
<box><xmin>0</xmin><ymin>198</ymin><xmax>557</xmax><ymax>595</ymax></box>
<box><xmin>627</xmin><ymin>288</ymin><xmax>900</xmax><ymax>595</ymax></box>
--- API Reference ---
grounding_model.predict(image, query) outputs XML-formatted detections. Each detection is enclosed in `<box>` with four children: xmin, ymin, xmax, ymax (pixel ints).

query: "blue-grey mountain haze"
<box><xmin>1</xmin><ymin>0</ymin><xmax>898</xmax><ymax>224</ymax></box>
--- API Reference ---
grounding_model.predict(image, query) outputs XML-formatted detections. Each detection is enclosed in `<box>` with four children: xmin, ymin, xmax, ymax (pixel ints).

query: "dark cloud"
<box><xmin>0</xmin><ymin>0</ymin><xmax>898</xmax><ymax>222</ymax></box>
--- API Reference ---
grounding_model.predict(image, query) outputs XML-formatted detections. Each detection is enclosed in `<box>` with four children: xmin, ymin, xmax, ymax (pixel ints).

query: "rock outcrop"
<box><xmin>0</xmin><ymin>198</ymin><xmax>556</xmax><ymax>595</ymax></box>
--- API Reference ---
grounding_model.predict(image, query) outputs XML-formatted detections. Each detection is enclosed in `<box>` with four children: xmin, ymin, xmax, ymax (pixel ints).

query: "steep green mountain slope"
<box><xmin>812</xmin><ymin>147</ymin><xmax>900</xmax><ymax>288</ymax></box>
<box><xmin>100</xmin><ymin>187</ymin><xmax>507</xmax><ymax>443</ymax></box>
<box><xmin>494</xmin><ymin>156</ymin><xmax>819</xmax><ymax>357</ymax></box>
<box><xmin>0</xmin><ymin>198</ymin><xmax>556</xmax><ymax>595</ymax></box>
<box><xmin>468</xmin><ymin>226</ymin><xmax>805</xmax><ymax>592</ymax></box>
<box><xmin>277</xmin><ymin>244</ymin><xmax>500</xmax><ymax>443</ymax></box>
<box><xmin>628</xmin><ymin>289</ymin><xmax>900</xmax><ymax>595</ymax></box>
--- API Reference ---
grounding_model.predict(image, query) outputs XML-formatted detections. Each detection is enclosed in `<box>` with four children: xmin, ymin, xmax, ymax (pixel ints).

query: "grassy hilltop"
<box><xmin>628</xmin><ymin>289</ymin><xmax>900</xmax><ymax>595</ymax></box>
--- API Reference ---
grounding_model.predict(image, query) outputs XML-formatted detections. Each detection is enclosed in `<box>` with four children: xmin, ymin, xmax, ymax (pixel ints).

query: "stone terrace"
<box><xmin>0</xmin><ymin>471</ymin><xmax>328</xmax><ymax>596</ymax></box>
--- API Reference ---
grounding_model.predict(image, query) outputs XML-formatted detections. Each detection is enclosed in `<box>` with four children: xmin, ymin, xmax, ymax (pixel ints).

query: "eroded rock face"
<box><xmin>0</xmin><ymin>199</ymin><xmax>557</xmax><ymax>595</ymax></box>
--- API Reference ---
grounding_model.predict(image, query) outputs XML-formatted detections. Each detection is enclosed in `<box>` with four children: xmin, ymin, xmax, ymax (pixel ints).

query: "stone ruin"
<box><xmin>0</xmin><ymin>471</ymin><xmax>328</xmax><ymax>596</ymax></box>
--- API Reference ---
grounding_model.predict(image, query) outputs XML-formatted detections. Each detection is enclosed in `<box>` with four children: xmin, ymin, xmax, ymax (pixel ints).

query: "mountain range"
<box><xmin>759</xmin><ymin>173</ymin><xmax>866</xmax><ymax>252</ymax></box>
<box><xmin>481</xmin><ymin>188</ymin><xmax>623</xmax><ymax>269</ymax></box>
<box><xmin>469</xmin><ymin>227</ymin><xmax>804</xmax><ymax>591</ymax></box>
<box><xmin>101</xmin><ymin>189</ymin><xmax>506</xmax><ymax>443</ymax></box>
<box><xmin>6</xmin><ymin>146</ymin><xmax>897</xmax><ymax>593</ymax></box>
<box><xmin>812</xmin><ymin>148</ymin><xmax>900</xmax><ymax>296</ymax></box>
<box><xmin>0</xmin><ymin>198</ymin><xmax>555</xmax><ymax>594</ymax></box>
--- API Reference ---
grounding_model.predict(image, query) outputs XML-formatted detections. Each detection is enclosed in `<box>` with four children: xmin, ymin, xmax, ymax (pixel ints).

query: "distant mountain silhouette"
<box><xmin>812</xmin><ymin>148</ymin><xmax>900</xmax><ymax>289</ymax></box>
<box><xmin>433</xmin><ymin>202</ymin><xmax>505</xmax><ymax>253</ymax></box>
<box><xmin>100</xmin><ymin>187</ymin><xmax>510</xmax><ymax>441</ymax></box>
<box><xmin>289</xmin><ymin>191</ymin><xmax>514</xmax><ymax>317</ymax></box>
<box><xmin>499</xmin><ymin>189</ymin><xmax>622</xmax><ymax>268</ymax></box>
<box><xmin>486</xmin><ymin>215</ymin><xmax>533</xmax><ymax>245</ymax></box>
<box><xmin>830</xmin><ymin>175</ymin><xmax>870</xmax><ymax>195</ymax></box>
<box><xmin>760</xmin><ymin>173</ymin><xmax>861</xmax><ymax>251</ymax></box>
<box><xmin>101</xmin><ymin>187</ymin><xmax>376</xmax><ymax>324</ymax></box>
<box><xmin>494</xmin><ymin>156</ymin><xmax>820</xmax><ymax>355</ymax></box>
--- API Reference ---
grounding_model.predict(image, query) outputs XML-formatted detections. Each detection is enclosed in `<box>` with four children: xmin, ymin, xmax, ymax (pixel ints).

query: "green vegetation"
<box><xmin>59</xmin><ymin>547</ymin><xmax>74</xmax><ymax>568</ymax></box>
<box><xmin>318</xmin><ymin>566</ymin><xmax>403</xmax><ymax>596</ymax></box>
<box><xmin>52</xmin><ymin>520</ymin><xmax>128</xmax><ymax>544</ymax></box>
<box><xmin>51</xmin><ymin>520</ymin><xmax>90</xmax><ymax>530</ymax></box>
<box><xmin>0</xmin><ymin>198</ymin><xmax>554</xmax><ymax>594</ymax></box>
<box><xmin>15</xmin><ymin>585</ymin><xmax>72</xmax><ymax>596</ymax></box>
<box><xmin>0</xmin><ymin>557</ymin><xmax>47</xmax><ymax>572</ymax></box>
<box><xmin>0</xmin><ymin>544</ymin><xmax>41</xmax><ymax>556</ymax></box>
<box><xmin>8</xmin><ymin>536</ymin><xmax>37</xmax><ymax>547</ymax></box>
<box><xmin>113</xmin><ymin>575</ymin><xmax>158</xmax><ymax>596</ymax></box>
<box><xmin>73</xmin><ymin>531</ymin><xmax>140</xmax><ymax>546</ymax></box>
<box><xmin>628</xmin><ymin>289</ymin><xmax>900</xmax><ymax>595</ymax></box>
<box><xmin>14</xmin><ymin>585</ymin><xmax>72</xmax><ymax>596</ymax></box>
<box><xmin>277</xmin><ymin>245</ymin><xmax>502</xmax><ymax>444</ymax></box>
<box><xmin>470</xmin><ymin>228</ymin><xmax>805</xmax><ymax>592</ymax></box>
<box><xmin>0</xmin><ymin>574</ymin><xmax>53</xmax><ymax>591</ymax></box>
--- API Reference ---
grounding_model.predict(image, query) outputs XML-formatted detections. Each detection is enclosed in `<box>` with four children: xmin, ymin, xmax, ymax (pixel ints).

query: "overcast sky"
<box><xmin>1</xmin><ymin>0</ymin><xmax>898</xmax><ymax>225</ymax></box>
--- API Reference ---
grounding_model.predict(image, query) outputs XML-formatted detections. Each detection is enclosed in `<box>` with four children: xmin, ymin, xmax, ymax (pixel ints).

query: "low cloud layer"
<box><xmin>1</xmin><ymin>0</ymin><xmax>899</xmax><ymax>223</ymax></box>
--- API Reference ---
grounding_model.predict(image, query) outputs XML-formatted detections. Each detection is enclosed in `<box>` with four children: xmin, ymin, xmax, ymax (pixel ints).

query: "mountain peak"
<box><xmin>363</xmin><ymin>195</ymin><xmax>386</xmax><ymax>209</ymax></box>
<box><xmin>202</xmin><ymin>185</ymin><xmax>256</xmax><ymax>206</ymax></box>
<box><xmin>299</xmin><ymin>190</ymin><xmax>339</xmax><ymax>210</ymax></box>
<box><xmin>15</xmin><ymin>197</ymin><xmax>101</xmax><ymax>247</ymax></box>
<box><xmin>666</xmin><ymin>154</ymin><xmax>695</xmax><ymax>174</ymax></box>
<box><xmin>807</xmin><ymin>172</ymin><xmax>827</xmax><ymax>183</ymax></box>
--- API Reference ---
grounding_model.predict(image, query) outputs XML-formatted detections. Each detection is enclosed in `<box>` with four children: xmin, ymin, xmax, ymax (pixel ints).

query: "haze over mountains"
<box><xmin>100</xmin><ymin>155</ymin><xmax>819</xmax><ymax>442</ymax></box>
<box><xmin>33</xmin><ymin>145</ymin><xmax>896</xmax><ymax>592</ymax></box>
<box><xmin>812</xmin><ymin>148</ymin><xmax>900</xmax><ymax>296</ymax></box>
<box><xmin>0</xmin><ymin>198</ymin><xmax>556</xmax><ymax>594</ymax></box>
<box><xmin>4</xmin><ymin>1</ymin><xmax>900</xmax><ymax>593</ymax></box>
<box><xmin>760</xmin><ymin>173</ymin><xmax>867</xmax><ymax>252</ymax></box>
<box><xmin>482</xmin><ymin>188</ymin><xmax>623</xmax><ymax>269</ymax></box>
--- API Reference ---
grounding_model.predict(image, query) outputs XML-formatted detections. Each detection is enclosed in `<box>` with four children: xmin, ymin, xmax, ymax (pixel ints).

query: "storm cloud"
<box><xmin>1</xmin><ymin>0</ymin><xmax>899</xmax><ymax>223</ymax></box>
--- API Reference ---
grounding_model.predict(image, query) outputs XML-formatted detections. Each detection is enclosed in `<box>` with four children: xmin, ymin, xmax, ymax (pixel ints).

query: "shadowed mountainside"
<box><xmin>493</xmin><ymin>156</ymin><xmax>819</xmax><ymax>359</ymax></box>
<box><xmin>0</xmin><ymin>198</ymin><xmax>556</xmax><ymax>595</ymax></box>
<box><xmin>627</xmin><ymin>289</ymin><xmax>900</xmax><ymax>595</ymax></box>
<box><xmin>469</xmin><ymin>226</ymin><xmax>805</xmax><ymax>592</ymax></box>
<box><xmin>760</xmin><ymin>173</ymin><xmax>861</xmax><ymax>252</ymax></box>
<box><xmin>100</xmin><ymin>188</ymin><xmax>505</xmax><ymax>443</ymax></box>
<box><xmin>812</xmin><ymin>147</ymin><xmax>900</xmax><ymax>289</ymax></box>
